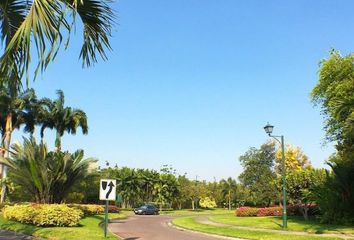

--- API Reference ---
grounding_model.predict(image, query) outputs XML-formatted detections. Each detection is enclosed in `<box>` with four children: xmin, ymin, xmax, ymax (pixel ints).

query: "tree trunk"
<box><xmin>302</xmin><ymin>203</ymin><xmax>309</xmax><ymax>221</ymax></box>
<box><xmin>192</xmin><ymin>199</ymin><xmax>195</xmax><ymax>210</ymax></box>
<box><xmin>228</xmin><ymin>191</ymin><xmax>231</xmax><ymax>210</ymax></box>
<box><xmin>1</xmin><ymin>114</ymin><xmax>12</xmax><ymax>203</ymax></box>
<box><xmin>55</xmin><ymin>131</ymin><xmax>61</xmax><ymax>152</ymax></box>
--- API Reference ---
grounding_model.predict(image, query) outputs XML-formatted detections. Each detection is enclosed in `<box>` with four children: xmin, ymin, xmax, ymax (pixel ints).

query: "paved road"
<box><xmin>109</xmin><ymin>215</ymin><xmax>233</xmax><ymax>240</ymax></box>
<box><xmin>0</xmin><ymin>230</ymin><xmax>40</xmax><ymax>240</ymax></box>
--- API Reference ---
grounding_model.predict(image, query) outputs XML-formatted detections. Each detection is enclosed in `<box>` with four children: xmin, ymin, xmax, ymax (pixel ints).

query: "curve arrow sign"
<box><xmin>106</xmin><ymin>181</ymin><xmax>115</xmax><ymax>199</ymax></box>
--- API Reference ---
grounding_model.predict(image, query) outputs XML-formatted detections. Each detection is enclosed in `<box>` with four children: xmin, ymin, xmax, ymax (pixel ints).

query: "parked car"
<box><xmin>134</xmin><ymin>204</ymin><xmax>159</xmax><ymax>215</ymax></box>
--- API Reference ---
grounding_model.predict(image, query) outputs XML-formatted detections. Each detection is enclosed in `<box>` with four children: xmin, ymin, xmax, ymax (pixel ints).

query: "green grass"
<box><xmin>161</xmin><ymin>208</ymin><xmax>233</xmax><ymax>216</ymax></box>
<box><xmin>0</xmin><ymin>213</ymin><xmax>126</xmax><ymax>240</ymax></box>
<box><xmin>172</xmin><ymin>217</ymin><xmax>346</xmax><ymax>240</ymax></box>
<box><xmin>209</xmin><ymin>215</ymin><xmax>354</xmax><ymax>235</ymax></box>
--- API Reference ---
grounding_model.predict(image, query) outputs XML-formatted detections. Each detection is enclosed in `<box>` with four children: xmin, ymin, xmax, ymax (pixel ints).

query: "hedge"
<box><xmin>236</xmin><ymin>205</ymin><xmax>318</xmax><ymax>217</ymax></box>
<box><xmin>68</xmin><ymin>204</ymin><xmax>104</xmax><ymax>215</ymax></box>
<box><xmin>3</xmin><ymin>204</ymin><xmax>83</xmax><ymax>227</ymax></box>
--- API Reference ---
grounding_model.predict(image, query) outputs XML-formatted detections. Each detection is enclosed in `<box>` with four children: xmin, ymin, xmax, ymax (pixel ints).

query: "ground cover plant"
<box><xmin>209</xmin><ymin>215</ymin><xmax>354</xmax><ymax>235</ymax></box>
<box><xmin>0</xmin><ymin>213</ymin><xmax>125</xmax><ymax>240</ymax></box>
<box><xmin>172</xmin><ymin>217</ymin><xmax>347</xmax><ymax>240</ymax></box>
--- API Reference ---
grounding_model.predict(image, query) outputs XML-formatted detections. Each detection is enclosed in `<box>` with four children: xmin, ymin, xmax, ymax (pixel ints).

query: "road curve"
<box><xmin>108</xmin><ymin>215</ymin><xmax>230</xmax><ymax>240</ymax></box>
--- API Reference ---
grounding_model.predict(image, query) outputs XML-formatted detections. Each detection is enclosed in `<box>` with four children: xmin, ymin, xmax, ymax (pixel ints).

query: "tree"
<box><xmin>283</xmin><ymin>169</ymin><xmax>326</xmax><ymax>220</ymax></box>
<box><xmin>175</xmin><ymin>175</ymin><xmax>193</xmax><ymax>209</ymax></box>
<box><xmin>39</xmin><ymin>90</ymin><xmax>88</xmax><ymax>151</ymax></box>
<box><xmin>220</xmin><ymin>177</ymin><xmax>237</xmax><ymax>210</ymax></box>
<box><xmin>275</xmin><ymin>144</ymin><xmax>311</xmax><ymax>173</ymax></box>
<box><xmin>311</xmin><ymin>50</ymin><xmax>354</xmax><ymax>223</ymax></box>
<box><xmin>311</xmin><ymin>50</ymin><xmax>354</xmax><ymax>159</ymax></box>
<box><xmin>238</xmin><ymin>142</ymin><xmax>278</xmax><ymax>206</ymax></box>
<box><xmin>0</xmin><ymin>0</ymin><xmax>114</xmax><ymax>84</ymax></box>
<box><xmin>0</xmin><ymin>86</ymin><xmax>42</xmax><ymax>202</ymax></box>
<box><xmin>0</xmin><ymin>137</ymin><xmax>96</xmax><ymax>203</ymax></box>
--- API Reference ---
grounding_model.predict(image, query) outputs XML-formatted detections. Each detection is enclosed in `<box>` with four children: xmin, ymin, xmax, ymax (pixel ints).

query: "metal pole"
<box><xmin>281</xmin><ymin>135</ymin><xmax>287</xmax><ymax>229</ymax></box>
<box><xmin>104</xmin><ymin>200</ymin><xmax>108</xmax><ymax>237</ymax></box>
<box><xmin>195</xmin><ymin>175</ymin><xmax>198</xmax><ymax>210</ymax></box>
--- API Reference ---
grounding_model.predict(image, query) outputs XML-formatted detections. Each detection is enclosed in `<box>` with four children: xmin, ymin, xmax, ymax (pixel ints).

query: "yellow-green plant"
<box><xmin>3</xmin><ymin>204</ymin><xmax>83</xmax><ymax>227</ymax></box>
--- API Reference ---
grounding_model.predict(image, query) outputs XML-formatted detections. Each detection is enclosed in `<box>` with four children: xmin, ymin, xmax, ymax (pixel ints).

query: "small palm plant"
<box><xmin>0</xmin><ymin>137</ymin><xmax>96</xmax><ymax>203</ymax></box>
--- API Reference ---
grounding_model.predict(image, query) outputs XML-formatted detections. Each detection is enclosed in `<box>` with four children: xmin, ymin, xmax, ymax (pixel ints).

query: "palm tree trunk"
<box><xmin>228</xmin><ymin>190</ymin><xmax>231</xmax><ymax>210</ymax></box>
<box><xmin>1</xmin><ymin>114</ymin><xmax>12</xmax><ymax>203</ymax></box>
<box><xmin>55</xmin><ymin>131</ymin><xmax>61</xmax><ymax>152</ymax></box>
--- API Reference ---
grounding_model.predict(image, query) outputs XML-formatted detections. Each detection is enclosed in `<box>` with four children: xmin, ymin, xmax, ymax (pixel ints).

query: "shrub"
<box><xmin>199</xmin><ymin>197</ymin><xmax>217</xmax><ymax>209</ymax></box>
<box><xmin>235</xmin><ymin>207</ymin><xmax>258</xmax><ymax>217</ymax></box>
<box><xmin>3</xmin><ymin>204</ymin><xmax>83</xmax><ymax>227</ymax></box>
<box><xmin>108</xmin><ymin>205</ymin><xmax>120</xmax><ymax>213</ymax></box>
<box><xmin>236</xmin><ymin>205</ymin><xmax>319</xmax><ymax>218</ymax></box>
<box><xmin>257</xmin><ymin>206</ymin><xmax>282</xmax><ymax>216</ymax></box>
<box><xmin>68</xmin><ymin>204</ymin><xmax>104</xmax><ymax>215</ymax></box>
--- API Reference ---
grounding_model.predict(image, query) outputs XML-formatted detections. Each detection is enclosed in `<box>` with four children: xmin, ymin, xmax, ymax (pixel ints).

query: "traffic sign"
<box><xmin>100</xmin><ymin>179</ymin><xmax>116</xmax><ymax>201</ymax></box>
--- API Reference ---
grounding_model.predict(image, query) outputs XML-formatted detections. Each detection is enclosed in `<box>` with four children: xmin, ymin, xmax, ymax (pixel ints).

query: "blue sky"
<box><xmin>14</xmin><ymin>0</ymin><xmax>354</xmax><ymax>181</ymax></box>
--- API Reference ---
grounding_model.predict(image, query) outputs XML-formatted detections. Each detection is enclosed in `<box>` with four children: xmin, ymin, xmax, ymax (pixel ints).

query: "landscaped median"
<box><xmin>0</xmin><ymin>204</ymin><xmax>126</xmax><ymax>240</ymax></box>
<box><xmin>172</xmin><ymin>216</ymin><xmax>352</xmax><ymax>240</ymax></box>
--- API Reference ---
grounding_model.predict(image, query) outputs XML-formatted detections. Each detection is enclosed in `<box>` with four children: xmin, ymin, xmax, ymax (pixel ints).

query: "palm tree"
<box><xmin>39</xmin><ymin>90</ymin><xmax>88</xmax><ymax>151</ymax></box>
<box><xmin>0</xmin><ymin>86</ymin><xmax>42</xmax><ymax>202</ymax></box>
<box><xmin>221</xmin><ymin>177</ymin><xmax>237</xmax><ymax>210</ymax></box>
<box><xmin>0</xmin><ymin>137</ymin><xmax>96</xmax><ymax>203</ymax></box>
<box><xmin>0</xmin><ymin>0</ymin><xmax>114</xmax><ymax>84</ymax></box>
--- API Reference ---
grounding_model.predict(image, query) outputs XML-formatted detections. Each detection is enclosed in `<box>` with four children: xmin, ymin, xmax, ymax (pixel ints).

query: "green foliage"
<box><xmin>3</xmin><ymin>204</ymin><xmax>83</xmax><ymax>227</ymax></box>
<box><xmin>220</xmin><ymin>177</ymin><xmax>237</xmax><ymax>210</ymax></box>
<box><xmin>314</xmin><ymin>155</ymin><xmax>354</xmax><ymax>224</ymax></box>
<box><xmin>311</xmin><ymin>50</ymin><xmax>354</xmax><ymax>148</ymax></box>
<box><xmin>199</xmin><ymin>197</ymin><xmax>217</xmax><ymax>209</ymax></box>
<box><xmin>238</xmin><ymin>142</ymin><xmax>278</xmax><ymax>206</ymax></box>
<box><xmin>209</xmin><ymin>214</ymin><xmax>354</xmax><ymax>235</ymax></box>
<box><xmin>0</xmin><ymin>137</ymin><xmax>96</xmax><ymax>203</ymax></box>
<box><xmin>280</xmin><ymin>169</ymin><xmax>326</xmax><ymax>220</ymax></box>
<box><xmin>100</xmin><ymin>166</ymin><xmax>180</xmax><ymax>209</ymax></box>
<box><xmin>39</xmin><ymin>90</ymin><xmax>88</xmax><ymax>150</ymax></box>
<box><xmin>311</xmin><ymin>50</ymin><xmax>354</xmax><ymax>224</ymax></box>
<box><xmin>0</xmin><ymin>0</ymin><xmax>115</xmax><ymax>83</ymax></box>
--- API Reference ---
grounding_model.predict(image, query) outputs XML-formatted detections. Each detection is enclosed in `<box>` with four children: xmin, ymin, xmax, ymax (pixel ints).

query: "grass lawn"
<box><xmin>0</xmin><ymin>213</ymin><xmax>126</xmax><ymax>240</ymax></box>
<box><xmin>209</xmin><ymin>215</ymin><xmax>354</xmax><ymax>235</ymax></box>
<box><xmin>161</xmin><ymin>208</ymin><xmax>233</xmax><ymax>216</ymax></box>
<box><xmin>172</xmin><ymin>217</ymin><xmax>346</xmax><ymax>240</ymax></box>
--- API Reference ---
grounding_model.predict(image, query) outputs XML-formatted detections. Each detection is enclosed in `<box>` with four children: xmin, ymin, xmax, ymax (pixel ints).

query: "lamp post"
<box><xmin>264</xmin><ymin>123</ymin><xmax>287</xmax><ymax>229</ymax></box>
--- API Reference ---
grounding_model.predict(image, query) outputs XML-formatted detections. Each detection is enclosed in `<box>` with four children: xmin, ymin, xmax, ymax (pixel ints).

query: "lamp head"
<box><xmin>264</xmin><ymin>123</ymin><xmax>274</xmax><ymax>136</ymax></box>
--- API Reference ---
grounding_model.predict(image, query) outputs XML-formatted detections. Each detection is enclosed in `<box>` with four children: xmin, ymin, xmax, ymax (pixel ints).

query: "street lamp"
<box><xmin>263</xmin><ymin>123</ymin><xmax>287</xmax><ymax>229</ymax></box>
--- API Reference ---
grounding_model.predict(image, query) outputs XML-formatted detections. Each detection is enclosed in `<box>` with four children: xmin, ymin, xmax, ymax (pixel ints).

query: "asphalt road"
<box><xmin>108</xmin><ymin>215</ymin><xmax>230</xmax><ymax>240</ymax></box>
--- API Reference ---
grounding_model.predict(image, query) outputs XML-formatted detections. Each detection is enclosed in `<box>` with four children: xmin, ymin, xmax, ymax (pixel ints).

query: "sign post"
<box><xmin>100</xmin><ymin>179</ymin><xmax>116</xmax><ymax>238</ymax></box>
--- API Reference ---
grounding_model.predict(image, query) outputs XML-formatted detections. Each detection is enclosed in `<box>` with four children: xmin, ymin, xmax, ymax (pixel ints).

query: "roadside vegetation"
<box><xmin>0</xmin><ymin>2</ymin><xmax>353</xmax><ymax>239</ymax></box>
<box><xmin>0</xmin><ymin>213</ymin><xmax>124</xmax><ymax>240</ymax></box>
<box><xmin>209</xmin><ymin>215</ymin><xmax>354</xmax><ymax>234</ymax></box>
<box><xmin>172</xmin><ymin>217</ymin><xmax>347</xmax><ymax>240</ymax></box>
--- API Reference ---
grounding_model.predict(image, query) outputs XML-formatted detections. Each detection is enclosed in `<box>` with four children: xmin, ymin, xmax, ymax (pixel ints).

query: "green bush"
<box><xmin>68</xmin><ymin>204</ymin><xmax>104</xmax><ymax>215</ymax></box>
<box><xmin>3</xmin><ymin>204</ymin><xmax>83</xmax><ymax>227</ymax></box>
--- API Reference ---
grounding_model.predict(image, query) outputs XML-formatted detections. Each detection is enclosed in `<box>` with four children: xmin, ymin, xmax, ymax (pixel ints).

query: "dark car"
<box><xmin>134</xmin><ymin>204</ymin><xmax>159</xmax><ymax>215</ymax></box>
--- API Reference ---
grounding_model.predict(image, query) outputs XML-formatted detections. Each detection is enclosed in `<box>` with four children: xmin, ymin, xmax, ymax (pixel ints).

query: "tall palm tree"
<box><xmin>221</xmin><ymin>177</ymin><xmax>237</xmax><ymax>210</ymax></box>
<box><xmin>39</xmin><ymin>90</ymin><xmax>88</xmax><ymax>151</ymax></box>
<box><xmin>0</xmin><ymin>85</ymin><xmax>41</xmax><ymax>202</ymax></box>
<box><xmin>0</xmin><ymin>0</ymin><xmax>114</xmax><ymax>84</ymax></box>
